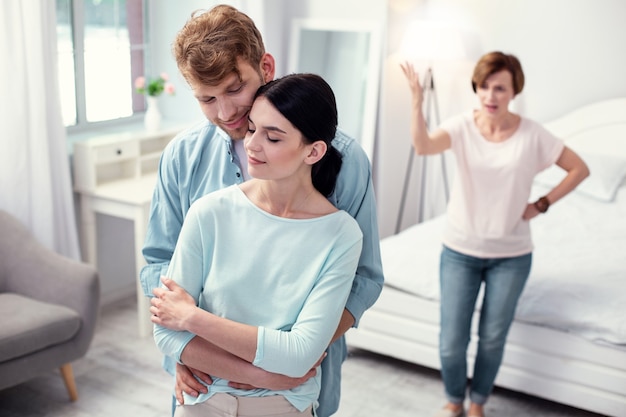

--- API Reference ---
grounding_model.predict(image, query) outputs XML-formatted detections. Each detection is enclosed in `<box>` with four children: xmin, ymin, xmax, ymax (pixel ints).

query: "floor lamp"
<box><xmin>395</xmin><ymin>20</ymin><xmax>465</xmax><ymax>234</ymax></box>
<box><xmin>395</xmin><ymin>67</ymin><xmax>450</xmax><ymax>233</ymax></box>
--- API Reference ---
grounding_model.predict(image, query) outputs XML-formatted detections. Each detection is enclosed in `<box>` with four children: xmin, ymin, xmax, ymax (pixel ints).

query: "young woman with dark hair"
<box><xmin>150</xmin><ymin>73</ymin><xmax>362</xmax><ymax>417</ymax></box>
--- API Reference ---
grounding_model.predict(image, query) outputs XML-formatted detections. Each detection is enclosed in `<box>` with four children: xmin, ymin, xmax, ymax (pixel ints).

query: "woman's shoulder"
<box><xmin>328</xmin><ymin>210</ymin><xmax>363</xmax><ymax>241</ymax></box>
<box><xmin>439</xmin><ymin>111</ymin><xmax>474</xmax><ymax>131</ymax></box>
<box><xmin>437</xmin><ymin>111</ymin><xmax>475</xmax><ymax>145</ymax></box>
<box><xmin>516</xmin><ymin>116</ymin><xmax>559</xmax><ymax>139</ymax></box>
<box><xmin>188</xmin><ymin>185</ymin><xmax>241</xmax><ymax>214</ymax></box>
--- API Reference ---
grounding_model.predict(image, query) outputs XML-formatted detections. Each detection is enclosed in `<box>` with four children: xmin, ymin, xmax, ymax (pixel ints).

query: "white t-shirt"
<box><xmin>440</xmin><ymin>112</ymin><xmax>564</xmax><ymax>258</ymax></box>
<box><xmin>233</xmin><ymin>138</ymin><xmax>251</xmax><ymax>180</ymax></box>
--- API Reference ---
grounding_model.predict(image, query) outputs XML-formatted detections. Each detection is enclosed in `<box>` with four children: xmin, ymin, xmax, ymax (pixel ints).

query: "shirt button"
<box><xmin>236</xmin><ymin>173</ymin><xmax>241</xmax><ymax>177</ymax></box>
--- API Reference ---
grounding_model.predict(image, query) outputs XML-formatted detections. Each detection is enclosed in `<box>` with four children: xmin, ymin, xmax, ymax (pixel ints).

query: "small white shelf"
<box><xmin>73</xmin><ymin>126</ymin><xmax>185</xmax><ymax>193</ymax></box>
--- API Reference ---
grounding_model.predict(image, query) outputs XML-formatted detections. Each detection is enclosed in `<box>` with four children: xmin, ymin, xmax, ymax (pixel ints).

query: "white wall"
<box><xmin>96</xmin><ymin>0</ymin><xmax>626</xmax><ymax>303</ymax></box>
<box><xmin>377</xmin><ymin>0</ymin><xmax>626</xmax><ymax>238</ymax></box>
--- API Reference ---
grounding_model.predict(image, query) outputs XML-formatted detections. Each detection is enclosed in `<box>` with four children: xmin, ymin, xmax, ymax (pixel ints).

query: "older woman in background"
<box><xmin>401</xmin><ymin>51</ymin><xmax>589</xmax><ymax>417</ymax></box>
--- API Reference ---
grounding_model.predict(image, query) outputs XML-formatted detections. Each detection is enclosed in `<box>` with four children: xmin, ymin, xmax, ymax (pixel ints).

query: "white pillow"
<box><xmin>534</xmin><ymin>152</ymin><xmax>626</xmax><ymax>202</ymax></box>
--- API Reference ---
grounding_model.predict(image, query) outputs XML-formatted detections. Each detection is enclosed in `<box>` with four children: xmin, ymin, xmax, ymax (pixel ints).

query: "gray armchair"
<box><xmin>0</xmin><ymin>210</ymin><xmax>99</xmax><ymax>401</ymax></box>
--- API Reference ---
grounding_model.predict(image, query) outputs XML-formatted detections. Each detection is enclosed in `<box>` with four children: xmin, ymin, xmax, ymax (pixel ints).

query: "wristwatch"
<box><xmin>534</xmin><ymin>196</ymin><xmax>550</xmax><ymax>213</ymax></box>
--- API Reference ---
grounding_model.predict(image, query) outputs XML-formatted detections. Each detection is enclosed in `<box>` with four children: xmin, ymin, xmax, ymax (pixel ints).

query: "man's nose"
<box><xmin>217</xmin><ymin>98</ymin><xmax>237</xmax><ymax>121</ymax></box>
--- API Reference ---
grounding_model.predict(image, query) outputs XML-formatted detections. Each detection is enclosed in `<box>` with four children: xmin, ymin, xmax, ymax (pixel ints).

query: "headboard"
<box><xmin>543</xmin><ymin>98</ymin><xmax>626</xmax><ymax>158</ymax></box>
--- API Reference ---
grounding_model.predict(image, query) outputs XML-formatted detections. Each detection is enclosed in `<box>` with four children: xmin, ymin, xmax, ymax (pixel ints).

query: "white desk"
<box><xmin>78</xmin><ymin>174</ymin><xmax>156</xmax><ymax>337</ymax></box>
<box><xmin>73</xmin><ymin>127</ymin><xmax>184</xmax><ymax>337</ymax></box>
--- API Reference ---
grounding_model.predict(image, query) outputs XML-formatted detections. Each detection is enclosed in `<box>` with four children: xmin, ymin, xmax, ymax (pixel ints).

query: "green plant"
<box><xmin>135</xmin><ymin>72</ymin><xmax>175</xmax><ymax>97</ymax></box>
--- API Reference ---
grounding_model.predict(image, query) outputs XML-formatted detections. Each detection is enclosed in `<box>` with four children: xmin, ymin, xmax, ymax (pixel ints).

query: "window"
<box><xmin>56</xmin><ymin>0</ymin><xmax>146</xmax><ymax>131</ymax></box>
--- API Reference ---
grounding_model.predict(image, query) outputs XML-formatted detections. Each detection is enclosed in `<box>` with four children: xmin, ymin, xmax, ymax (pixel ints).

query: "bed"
<box><xmin>346</xmin><ymin>98</ymin><xmax>626</xmax><ymax>417</ymax></box>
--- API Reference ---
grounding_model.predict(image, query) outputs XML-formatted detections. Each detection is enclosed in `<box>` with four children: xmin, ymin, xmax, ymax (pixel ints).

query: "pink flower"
<box><xmin>134</xmin><ymin>76</ymin><xmax>145</xmax><ymax>89</ymax></box>
<box><xmin>135</xmin><ymin>72</ymin><xmax>174</xmax><ymax>97</ymax></box>
<box><xmin>164</xmin><ymin>82</ymin><xmax>176</xmax><ymax>95</ymax></box>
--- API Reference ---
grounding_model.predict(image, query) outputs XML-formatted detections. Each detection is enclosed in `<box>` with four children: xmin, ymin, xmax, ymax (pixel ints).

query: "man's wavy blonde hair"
<box><xmin>173</xmin><ymin>5</ymin><xmax>266</xmax><ymax>86</ymax></box>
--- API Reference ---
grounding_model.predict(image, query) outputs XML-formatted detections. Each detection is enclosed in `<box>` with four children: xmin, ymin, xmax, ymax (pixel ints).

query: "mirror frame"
<box><xmin>288</xmin><ymin>18</ymin><xmax>382</xmax><ymax>162</ymax></box>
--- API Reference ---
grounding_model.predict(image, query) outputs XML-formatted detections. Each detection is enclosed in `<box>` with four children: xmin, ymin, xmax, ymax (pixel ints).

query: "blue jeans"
<box><xmin>439</xmin><ymin>246</ymin><xmax>532</xmax><ymax>405</ymax></box>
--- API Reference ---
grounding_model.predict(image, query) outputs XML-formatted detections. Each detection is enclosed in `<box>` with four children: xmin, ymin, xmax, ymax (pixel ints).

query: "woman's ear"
<box><xmin>305</xmin><ymin>141</ymin><xmax>328</xmax><ymax>165</ymax></box>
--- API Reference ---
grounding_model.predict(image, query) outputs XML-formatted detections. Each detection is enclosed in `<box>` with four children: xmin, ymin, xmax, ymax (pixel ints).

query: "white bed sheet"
<box><xmin>380</xmin><ymin>183</ymin><xmax>626</xmax><ymax>347</ymax></box>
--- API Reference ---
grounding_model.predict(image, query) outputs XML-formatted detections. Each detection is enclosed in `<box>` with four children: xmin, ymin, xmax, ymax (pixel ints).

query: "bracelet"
<box><xmin>534</xmin><ymin>196</ymin><xmax>550</xmax><ymax>213</ymax></box>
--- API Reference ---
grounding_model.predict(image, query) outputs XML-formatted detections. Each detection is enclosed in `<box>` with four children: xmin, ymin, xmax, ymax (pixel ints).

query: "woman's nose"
<box><xmin>245</xmin><ymin>132</ymin><xmax>260</xmax><ymax>151</ymax></box>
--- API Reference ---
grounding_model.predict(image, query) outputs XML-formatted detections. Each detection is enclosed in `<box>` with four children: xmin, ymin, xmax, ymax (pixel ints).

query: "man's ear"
<box><xmin>305</xmin><ymin>141</ymin><xmax>328</xmax><ymax>165</ymax></box>
<box><xmin>260</xmin><ymin>53</ymin><xmax>276</xmax><ymax>83</ymax></box>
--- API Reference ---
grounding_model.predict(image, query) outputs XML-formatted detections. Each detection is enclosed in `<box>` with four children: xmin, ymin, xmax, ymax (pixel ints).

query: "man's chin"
<box><xmin>217</xmin><ymin>123</ymin><xmax>246</xmax><ymax>140</ymax></box>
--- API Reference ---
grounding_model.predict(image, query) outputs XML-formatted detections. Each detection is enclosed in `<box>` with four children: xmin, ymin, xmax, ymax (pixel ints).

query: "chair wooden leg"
<box><xmin>59</xmin><ymin>363</ymin><xmax>78</xmax><ymax>402</ymax></box>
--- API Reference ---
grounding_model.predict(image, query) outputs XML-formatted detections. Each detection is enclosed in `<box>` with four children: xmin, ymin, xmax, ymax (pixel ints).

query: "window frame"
<box><xmin>62</xmin><ymin>0</ymin><xmax>147</xmax><ymax>134</ymax></box>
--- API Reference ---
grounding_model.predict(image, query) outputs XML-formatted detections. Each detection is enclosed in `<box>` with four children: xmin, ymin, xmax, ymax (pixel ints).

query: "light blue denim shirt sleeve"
<box><xmin>329</xmin><ymin>130</ymin><xmax>384</xmax><ymax>326</ymax></box>
<box><xmin>140</xmin><ymin>121</ymin><xmax>244</xmax><ymax>298</ymax></box>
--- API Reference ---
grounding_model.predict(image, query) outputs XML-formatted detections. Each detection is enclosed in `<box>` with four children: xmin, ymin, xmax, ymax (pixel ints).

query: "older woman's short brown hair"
<box><xmin>173</xmin><ymin>5</ymin><xmax>266</xmax><ymax>86</ymax></box>
<box><xmin>471</xmin><ymin>51</ymin><xmax>525</xmax><ymax>95</ymax></box>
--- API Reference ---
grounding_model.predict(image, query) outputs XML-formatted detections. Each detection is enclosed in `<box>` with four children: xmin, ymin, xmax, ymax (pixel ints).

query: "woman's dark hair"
<box><xmin>472</xmin><ymin>51</ymin><xmax>525</xmax><ymax>95</ymax></box>
<box><xmin>255</xmin><ymin>73</ymin><xmax>342</xmax><ymax>197</ymax></box>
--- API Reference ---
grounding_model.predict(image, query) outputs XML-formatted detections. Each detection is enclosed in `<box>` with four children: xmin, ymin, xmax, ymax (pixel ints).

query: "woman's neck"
<box><xmin>473</xmin><ymin>109</ymin><xmax>520</xmax><ymax>142</ymax></box>
<box><xmin>242</xmin><ymin>179</ymin><xmax>326</xmax><ymax>219</ymax></box>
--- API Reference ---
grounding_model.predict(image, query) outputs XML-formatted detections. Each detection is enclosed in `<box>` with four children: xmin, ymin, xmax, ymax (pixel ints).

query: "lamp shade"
<box><xmin>399</xmin><ymin>20</ymin><xmax>467</xmax><ymax>62</ymax></box>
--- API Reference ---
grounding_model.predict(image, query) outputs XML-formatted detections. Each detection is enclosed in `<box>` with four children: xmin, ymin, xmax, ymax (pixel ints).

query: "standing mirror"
<box><xmin>288</xmin><ymin>19</ymin><xmax>382</xmax><ymax>162</ymax></box>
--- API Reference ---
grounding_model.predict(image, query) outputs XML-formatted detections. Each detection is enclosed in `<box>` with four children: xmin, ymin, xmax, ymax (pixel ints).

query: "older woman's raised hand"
<box><xmin>400</xmin><ymin>61</ymin><xmax>424</xmax><ymax>107</ymax></box>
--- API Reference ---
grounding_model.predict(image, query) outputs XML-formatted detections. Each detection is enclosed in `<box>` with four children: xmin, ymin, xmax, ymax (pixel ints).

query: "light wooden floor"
<box><xmin>0</xmin><ymin>296</ymin><xmax>605</xmax><ymax>417</ymax></box>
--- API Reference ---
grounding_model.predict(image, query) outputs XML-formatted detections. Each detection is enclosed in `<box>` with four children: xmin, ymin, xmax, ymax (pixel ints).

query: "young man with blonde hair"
<box><xmin>141</xmin><ymin>5</ymin><xmax>383</xmax><ymax>416</ymax></box>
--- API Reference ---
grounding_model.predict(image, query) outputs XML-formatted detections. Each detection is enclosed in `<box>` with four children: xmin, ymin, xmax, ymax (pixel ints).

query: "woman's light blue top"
<box><xmin>153</xmin><ymin>185</ymin><xmax>363</xmax><ymax>411</ymax></box>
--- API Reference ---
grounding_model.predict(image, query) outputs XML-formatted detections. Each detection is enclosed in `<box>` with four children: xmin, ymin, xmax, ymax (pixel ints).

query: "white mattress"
<box><xmin>380</xmin><ymin>183</ymin><xmax>626</xmax><ymax>347</ymax></box>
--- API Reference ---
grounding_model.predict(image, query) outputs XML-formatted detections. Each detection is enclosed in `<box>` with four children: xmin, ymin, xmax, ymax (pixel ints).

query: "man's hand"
<box><xmin>175</xmin><ymin>363</ymin><xmax>212</xmax><ymax>404</ymax></box>
<box><xmin>151</xmin><ymin>277</ymin><xmax>196</xmax><ymax>331</ymax></box>
<box><xmin>228</xmin><ymin>353</ymin><xmax>326</xmax><ymax>391</ymax></box>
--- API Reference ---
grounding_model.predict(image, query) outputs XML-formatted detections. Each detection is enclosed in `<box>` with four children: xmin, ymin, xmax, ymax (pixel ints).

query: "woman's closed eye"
<box><xmin>246</xmin><ymin>125</ymin><xmax>280</xmax><ymax>143</ymax></box>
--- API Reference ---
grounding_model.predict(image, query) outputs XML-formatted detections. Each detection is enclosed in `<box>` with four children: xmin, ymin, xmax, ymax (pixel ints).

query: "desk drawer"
<box><xmin>94</xmin><ymin>140</ymin><xmax>140</xmax><ymax>164</ymax></box>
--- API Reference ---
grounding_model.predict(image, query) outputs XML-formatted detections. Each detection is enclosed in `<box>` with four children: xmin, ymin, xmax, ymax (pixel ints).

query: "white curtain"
<box><xmin>0</xmin><ymin>1</ymin><xmax>80</xmax><ymax>260</ymax></box>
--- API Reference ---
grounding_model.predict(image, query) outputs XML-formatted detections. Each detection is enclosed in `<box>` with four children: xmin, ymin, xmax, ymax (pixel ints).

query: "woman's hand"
<box><xmin>400</xmin><ymin>61</ymin><xmax>424</xmax><ymax>107</ymax></box>
<box><xmin>151</xmin><ymin>277</ymin><xmax>197</xmax><ymax>331</ymax></box>
<box><xmin>522</xmin><ymin>202</ymin><xmax>541</xmax><ymax>220</ymax></box>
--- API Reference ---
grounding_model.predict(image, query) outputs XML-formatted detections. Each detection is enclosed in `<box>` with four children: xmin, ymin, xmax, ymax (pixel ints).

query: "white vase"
<box><xmin>144</xmin><ymin>96</ymin><xmax>162</xmax><ymax>132</ymax></box>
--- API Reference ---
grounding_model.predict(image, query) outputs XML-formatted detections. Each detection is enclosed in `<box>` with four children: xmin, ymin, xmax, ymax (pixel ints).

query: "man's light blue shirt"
<box><xmin>140</xmin><ymin>120</ymin><xmax>384</xmax><ymax>417</ymax></box>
